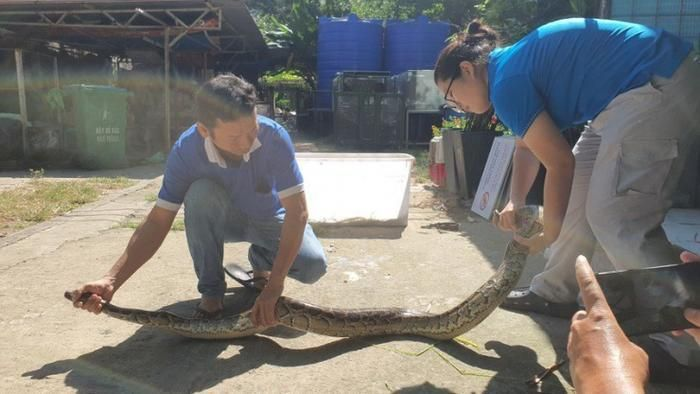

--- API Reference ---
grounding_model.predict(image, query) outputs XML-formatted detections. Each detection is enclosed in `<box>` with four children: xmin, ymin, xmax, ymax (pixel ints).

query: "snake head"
<box><xmin>514</xmin><ymin>205</ymin><xmax>544</xmax><ymax>239</ymax></box>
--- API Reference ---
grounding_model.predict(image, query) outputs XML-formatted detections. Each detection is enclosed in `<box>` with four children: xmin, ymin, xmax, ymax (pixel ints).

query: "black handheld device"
<box><xmin>595</xmin><ymin>262</ymin><xmax>700</xmax><ymax>336</ymax></box>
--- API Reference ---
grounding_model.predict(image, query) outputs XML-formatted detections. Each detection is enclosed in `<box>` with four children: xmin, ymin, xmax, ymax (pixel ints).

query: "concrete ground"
<box><xmin>0</xmin><ymin>161</ymin><xmax>692</xmax><ymax>393</ymax></box>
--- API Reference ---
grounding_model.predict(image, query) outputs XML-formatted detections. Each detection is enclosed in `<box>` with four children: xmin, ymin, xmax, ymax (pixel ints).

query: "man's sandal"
<box><xmin>224</xmin><ymin>263</ymin><xmax>268</xmax><ymax>291</ymax></box>
<box><xmin>500</xmin><ymin>287</ymin><xmax>580</xmax><ymax>319</ymax></box>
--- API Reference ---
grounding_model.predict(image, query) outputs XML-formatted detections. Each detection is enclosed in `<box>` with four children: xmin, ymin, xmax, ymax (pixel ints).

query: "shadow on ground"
<box><xmin>23</xmin><ymin>293</ymin><xmax>568</xmax><ymax>393</ymax></box>
<box><xmin>313</xmin><ymin>224</ymin><xmax>407</xmax><ymax>240</ymax></box>
<box><xmin>422</xmin><ymin>186</ymin><xmax>696</xmax><ymax>393</ymax></box>
<box><xmin>413</xmin><ymin>185</ymin><xmax>573</xmax><ymax>390</ymax></box>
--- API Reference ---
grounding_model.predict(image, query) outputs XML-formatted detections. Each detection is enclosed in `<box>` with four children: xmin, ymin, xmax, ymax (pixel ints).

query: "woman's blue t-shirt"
<box><xmin>488</xmin><ymin>18</ymin><xmax>692</xmax><ymax>137</ymax></box>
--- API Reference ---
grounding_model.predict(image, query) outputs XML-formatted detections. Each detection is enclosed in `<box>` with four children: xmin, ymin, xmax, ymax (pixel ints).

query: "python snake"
<box><xmin>64</xmin><ymin>206</ymin><xmax>542</xmax><ymax>340</ymax></box>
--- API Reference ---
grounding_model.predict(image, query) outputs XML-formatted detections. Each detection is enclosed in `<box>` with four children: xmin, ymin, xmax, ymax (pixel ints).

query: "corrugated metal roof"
<box><xmin>0</xmin><ymin>0</ymin><xmax>266</xmax><ymax>54</ymax></box>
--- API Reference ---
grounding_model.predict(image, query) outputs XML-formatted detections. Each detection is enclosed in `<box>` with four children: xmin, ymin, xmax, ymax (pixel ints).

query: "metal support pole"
<box><xmin>15</xmin><ymin>49</ymin><xmax>28</xmax><ymax>158</ymax></box>
<box><xmin>164</xmin><ymin>27</ymin><xmax>171</xmax><ymax>152</ymax></box>
<box><xmin>53</xmin><ymin>56</ymin><xmax>62</xmax><ymax>125</ymax></box>
<box><xmin>599</xmin><ymin>0</ymin><xmax>610</xmax><ymax>18</ymax></box>
<box><xmin>202</xmin><ymin>52</ymin><xmax>207</xmax><ymax>80</ymax></box>
<box><xmin>269</xmin><ymin>87</ymin><xmax>276</xmax><ymax>118</ymax></box>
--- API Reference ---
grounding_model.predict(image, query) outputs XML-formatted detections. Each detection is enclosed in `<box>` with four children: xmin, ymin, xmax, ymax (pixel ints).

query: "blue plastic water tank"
<box><xmin>316</xmin><ymin>14</ymin><xmax>383</xmax><ymax>109</ymax></box>
<box><xmin>385</xmin><ymin>16</ymin><xmax>450</xmax><ymax>76</ymax></box>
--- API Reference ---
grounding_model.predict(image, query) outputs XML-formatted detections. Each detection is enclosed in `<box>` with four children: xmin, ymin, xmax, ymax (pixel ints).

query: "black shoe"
<box><xmin>500</xmin><ymin>288</ymin><xmax>580</xmax><ymax>319</ymax></box>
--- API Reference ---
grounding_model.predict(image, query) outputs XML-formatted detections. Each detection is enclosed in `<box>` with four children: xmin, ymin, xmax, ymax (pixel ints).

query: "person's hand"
<box><xmin>70</xmin><ymin>276</ymin><xmax>116</xmax><ymax>315</ymax></box>
<box><xmin>514</xmin><ymin>232</ymin><xmax>548</xmax><ymax>255</ymax></box>
<box><xmin>495</xmin><ymin>201</ymin><xmax>548</xmax><ymax>254</ymax></box>
<box><xmin>250</xmin><ymin>279</ymin><xmax>283</xmax><ymax>327</ymax></box>
<box><xmin>568</xmin><ymin>256</ymin><xmax>648</xmax><ymax>394</ymax></box>
<box><xmin>672</xmin><ymin>251</ymin><xmax>700</xmax><ymax>342</ymax></box>
<box><xmin>493</xmin><ymin>200</ymin><xmax>518</xmax><ymax>232</ymax></box>
<box><xmin>682</xmin><ymin>308</ymin><xmax>700</xmax><ymax>343</ymax></box>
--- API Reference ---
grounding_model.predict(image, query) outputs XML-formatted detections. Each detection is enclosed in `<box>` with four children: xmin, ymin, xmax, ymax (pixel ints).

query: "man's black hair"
<box><xmin>195</xmin><ymin>73</ymin><xmax>257</xmax><ymax>129</ymax></box>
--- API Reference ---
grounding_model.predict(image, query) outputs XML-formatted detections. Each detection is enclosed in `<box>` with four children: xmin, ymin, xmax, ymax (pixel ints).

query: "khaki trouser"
<box><xmin>530</xmin><ymin>55</ymin><xmax>700</xmax><ymax>365</ymax></box>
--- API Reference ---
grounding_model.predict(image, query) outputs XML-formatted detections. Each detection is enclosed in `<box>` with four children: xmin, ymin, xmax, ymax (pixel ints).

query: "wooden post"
<box><xmin>15</xmin><ymin>49</ymin><xmax>28</xmax><ymax>158</ymax></box>
<box><xmin>164</xmin><ymin>27</ymin><xmax>171</xmax><ymax>152</ymax></box>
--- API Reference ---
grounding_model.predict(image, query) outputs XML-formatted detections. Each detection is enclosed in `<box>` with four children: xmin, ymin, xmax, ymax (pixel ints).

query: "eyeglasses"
<box><xmin>443</xmin><ymin>69</ymin><xmax>464</xmax><ymax>113</ymax></box>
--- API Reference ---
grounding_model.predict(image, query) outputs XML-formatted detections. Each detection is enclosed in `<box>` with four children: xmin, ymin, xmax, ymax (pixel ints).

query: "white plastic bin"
<box><xmin>296</xmin><ymin>153</ymin><xmax>414</xmax><ymax>227</ymax></box>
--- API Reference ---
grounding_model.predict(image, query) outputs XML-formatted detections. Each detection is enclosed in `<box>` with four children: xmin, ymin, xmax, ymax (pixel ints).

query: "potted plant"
<box><xmin>436</xmin><ymin>108</ymin><xmax>507</xmax><ymax>199</ymax></box>
<box><xmin>460</xmin><ymin>108</ymin><xmax>505</xmax><ymax>198</ymax></box>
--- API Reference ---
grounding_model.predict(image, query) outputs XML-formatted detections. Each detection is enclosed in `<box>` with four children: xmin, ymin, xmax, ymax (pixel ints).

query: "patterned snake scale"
<box><xmin>65</xmin><ymin>206</ymin><xmax>543</xmax><ymax>340</ymax></box>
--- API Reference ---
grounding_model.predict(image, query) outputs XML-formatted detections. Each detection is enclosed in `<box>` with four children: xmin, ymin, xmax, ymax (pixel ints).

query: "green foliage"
<box><xmin>349</xmin><ymin>0</ymin><xmax>479</xmax><ymax>27</ymax></box>
<box><xmin>260</xmin><ymin>69</ymin><xmax>310</xmax><ymax>90</ymax></box>
<box><xmin>476</xmin><ymin>0</ymin><xmax>599</xmax><ymax>43</ymax></box>
<box><xmin>171</xmin><ymin>218</ymin><xmax>186</xmax><ymax>231</ymax></box>
<box><xmin>119</xmin><ymin>217</ymin><xmax>185</xmax><ymax>231</ymax></box>
<box><xmin>475</xmin><ymin>0</ymin><xmax>535</xmax><ymax>43</ymax></box>
<box><xmin>442</xmin><ymin>116</ymin><xmax>466</xmax><ymax>130</ymax></box>
<box><xmin>569</xmin><ymin>0</ymin><xmax>599</xmax><ymax>17</ymax></box>
<box><xmin>432</xmin><ymin>108</ymin><xmax>510</xmax><ymax>137</ymax></box>
<box><xmin>261</xmin><ymin>72</ymin><xmax>305</xmax><ymax>111</ymax></box>
<box><xmin>255</xmin><ymin>14</ymin><xmax>294</xmax><ymax>47</ymax></box>
<box><xmin>402</xmin><ymin>148</ymin><xmax>429</xmax><ymax>183</ymax></box>
<box><xmin>29</xmin><ymin>168</ymin><xmax>45</xmax><ymax>179</ymax></box>
<box><xmin>248</xmin><ymin>0</ymin><xmax>480</xmax><ymax>84</ymax></box>
<box><xmin>248</xmin><ymin>0</ymin><xmax>601</xmax><ymax>84</ymax></box>
<box><xmin>249</xmin><ymin>0</ymin><xmax>352</xmax><ymax>87</ymax></box>
<box><xmin>431</xmin><ymin>116</ymin><xmax>467</xmax><ymax>137</ymax></box>
<box><xmin>276</xmin><ymin>97</ymin><xmax>292</xmax><ymax>110</ymax></box>
<box><xmin>0</xmin><ymin>177</ymin><xmax>133</xmax><ymax>235</ymax></box>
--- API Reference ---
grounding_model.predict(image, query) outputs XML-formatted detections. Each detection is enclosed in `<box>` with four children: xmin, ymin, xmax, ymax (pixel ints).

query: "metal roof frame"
<box><xmin>0</xmin><ymin>0</ymin><xmax>266</xmax><ymax>54</ymax></box>
<box><xmin>0</xmin><ymin>0</ymin><xmax>269</xmax><ymax>156</ymax></box>
<box><xmin>0</xmin><ymin>3</ymin><xmax>222</xmax><ymax>49</ymax></box>
<box><xmin>0</xmin><ymin>6</ymin><xmax>220</xmax><ymax>28</ymax></box>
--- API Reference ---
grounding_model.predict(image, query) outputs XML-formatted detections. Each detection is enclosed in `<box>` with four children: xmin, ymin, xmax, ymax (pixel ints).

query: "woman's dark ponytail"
<box><xmin>434</xmin><ymin>20</ymin><xmax>499</xmax><ymax>83</ymax></box>
<box><xmin>464</xmin><ymin>20</ymin><xmax>498</xmax><ymax>44</ymax></box>
<box><xmin>466</xmin><ymin>20</ymin><xmax>483</xmax><ymax>35</ymax></box>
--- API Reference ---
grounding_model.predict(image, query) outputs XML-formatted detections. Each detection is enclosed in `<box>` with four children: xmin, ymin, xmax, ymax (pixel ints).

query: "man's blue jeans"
<box><xmin>183</xmin><ymin>179</ymin><xmax>327</xmax><ymax>299</ymax></box>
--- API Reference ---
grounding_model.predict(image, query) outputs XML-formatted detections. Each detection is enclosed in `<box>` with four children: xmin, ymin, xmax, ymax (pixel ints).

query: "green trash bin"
<box><xmin>62</xmin><ymin>85</ymin><xmax>129</xmax><ymax>169</ymax></box>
